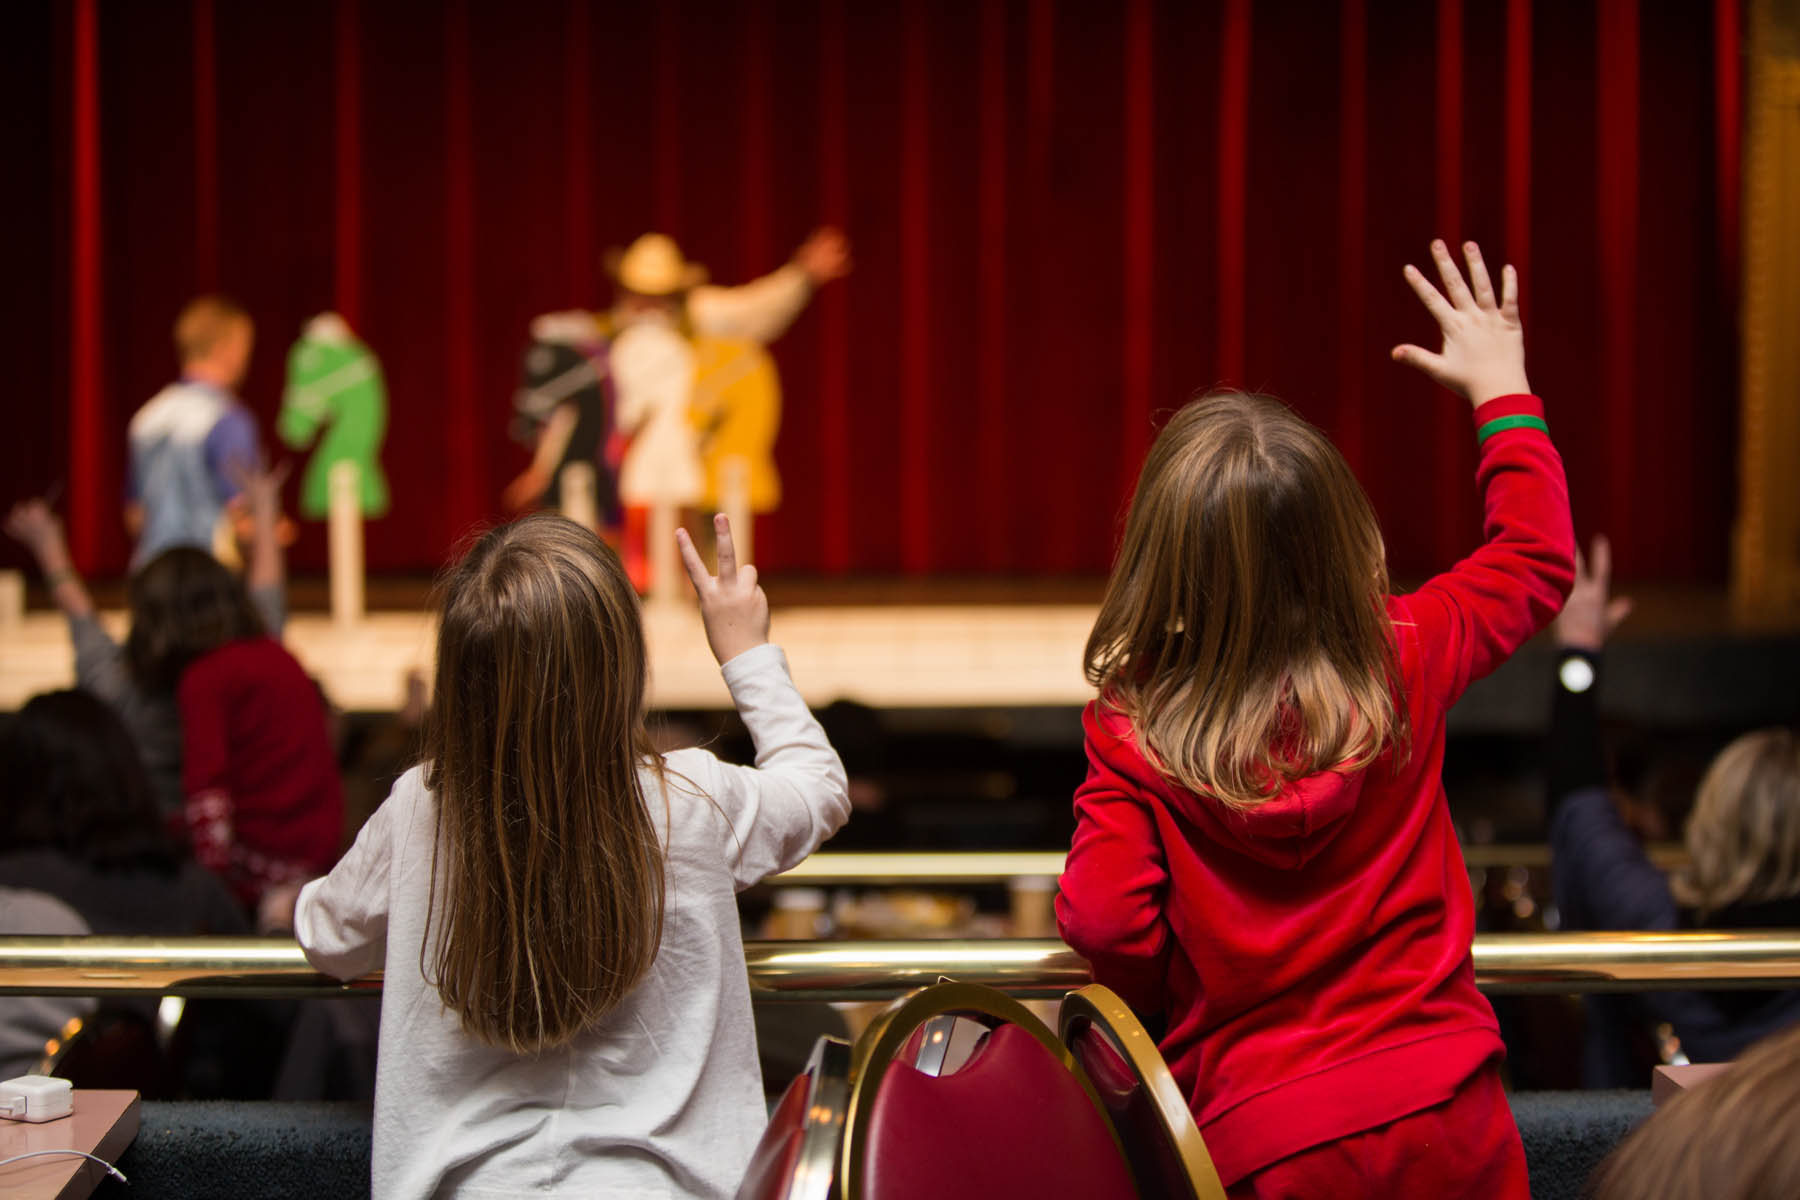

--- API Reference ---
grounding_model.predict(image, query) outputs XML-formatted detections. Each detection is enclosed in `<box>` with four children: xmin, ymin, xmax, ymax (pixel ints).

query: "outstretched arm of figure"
<box><xmin>5</xmin><ymin>500</ymin><xmax>96</xmax><ymax>620</ymax></box>
<box><xmin>502</xmin><ymin>403</ymin><xmax>578</xmax><ymax>513</ymax></box>
<box><xmin>688</xmin><ymin>227</ymin><xmax>853</xmax><ymax>343</ymax></box>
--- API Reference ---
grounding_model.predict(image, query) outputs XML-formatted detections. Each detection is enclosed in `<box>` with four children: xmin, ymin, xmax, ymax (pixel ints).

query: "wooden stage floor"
<box><xmin>0</xmin><ymin>596</ymin><xmax>1103</xmax><ymax>712</ymax></box>
<box><xmin>0</xmin><ymin>577</ymin><xmax>1789</xmax><ymax>719</ymax></box>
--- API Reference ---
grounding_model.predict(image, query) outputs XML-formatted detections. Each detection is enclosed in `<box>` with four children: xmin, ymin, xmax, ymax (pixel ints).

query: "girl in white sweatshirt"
<box><xmin>295</xmin><ymin>513</ymin><xmax>849</xmax><ymax>1199</ymax></box>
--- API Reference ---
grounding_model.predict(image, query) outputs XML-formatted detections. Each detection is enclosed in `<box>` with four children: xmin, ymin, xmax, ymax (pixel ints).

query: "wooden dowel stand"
<box><xmin>648</xmin><ymin>502</ymin><xmax>682</xmax><ymax>609</ymax></box>
<box><xmin>719</xmin><ymin>455</ymin><xmax>753</xmax><ymax>566</ymax></box>
<box><xmin>328</xmin><ymin>460</ymin><xmax>365</xmax><ymax>626</ymax></box>
<box><xmin>558</xmin><ymin>460</ymin><xmax>600</xmax><ymax>533</ymax></box>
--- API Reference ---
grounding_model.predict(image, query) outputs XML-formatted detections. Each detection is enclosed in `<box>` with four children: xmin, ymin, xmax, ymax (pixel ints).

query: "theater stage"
<box><xmin>1</xmin><ymin>579</ymin><xmax>1795</xmax><ymax>735</ymax></box>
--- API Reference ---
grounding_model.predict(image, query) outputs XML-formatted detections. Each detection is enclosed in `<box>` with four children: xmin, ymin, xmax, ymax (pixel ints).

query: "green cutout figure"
<box><xmin>278</xmin><ymin>313</ymin><xmax>390</xmax><ymax>519</ymax></box>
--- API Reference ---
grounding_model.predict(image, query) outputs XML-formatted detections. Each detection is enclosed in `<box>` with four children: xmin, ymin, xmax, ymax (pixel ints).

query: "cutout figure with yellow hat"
<box><xmin>505</xmin><ymin>228</ymin><xmax>850</xmax><ymax>599</ymax></box>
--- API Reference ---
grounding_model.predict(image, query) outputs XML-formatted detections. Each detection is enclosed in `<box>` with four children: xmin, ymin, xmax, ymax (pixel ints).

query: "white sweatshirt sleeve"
<box><xmin>688</xmin><ymin>643</ymin><xmax>850</xmax><ymax>890</ymax></box>
<box><xmin>294</xmin><ymin>772</ymin><xmax>405</xmax><ymax>980</ymax></box>
<box><xmin>687</xmin><ymin>264</ymin><xmax>815</xmax><ymax>344</ymax></box>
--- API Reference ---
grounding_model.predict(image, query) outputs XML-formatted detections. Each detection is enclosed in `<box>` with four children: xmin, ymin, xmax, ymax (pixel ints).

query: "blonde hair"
<box><xmin>1671</xmin><ymin>728</ymin><xmax>1800</xmax><ymax>921</ymax></box>
<box><xmin>173</xmin><ymin>294</ymin><xmax>250</xmax><ymax>363</ymax></box>
<box><xmin>1085</xmin><ymin>391</ymin><xmax>1404</xmax><ymax>810</ymax></box>
<box><xmin>421</xmin><ymin>513</ymin><xmax>665</xmax><ymax>1054</ymax></box>
<box><xmin>1590</xmin><ymin>1021</ymin><xmax>1800</xmax><ymax>1200</ymax></box>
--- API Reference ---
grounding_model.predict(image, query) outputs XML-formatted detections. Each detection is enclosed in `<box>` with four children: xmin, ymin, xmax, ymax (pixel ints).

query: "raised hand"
<box><xmin>1392</xmin><ymin>239</ymin><xmax>1530</xmax><ymax>409</ymax></box>
<box><xmin>4</xmin><ymin>499</ymin><xmax>65</xmax><ymax>560</ymax></box>
<box><xmin>232</xmin><ymin>460</ymin><xmax>292</xmax><ymax>522</ymax></box>
<box><xmin>793</xmin><ymin>227</ymin><xmax>853</xmax><ymax>286</ymax></box>
<box><xmin>1554</xmin><ymin>534</ymin><xmax>1633</xmax><ymax>652</ymax></box>
<box><xmin>676</xmin><ymin>514</ymin><xmax>771</xmax><ymax>666</ymax></box>
<box><xmin>5</xmin><ymin>497</ymin><xmax>92</xmax><ymax>617</ymax></box>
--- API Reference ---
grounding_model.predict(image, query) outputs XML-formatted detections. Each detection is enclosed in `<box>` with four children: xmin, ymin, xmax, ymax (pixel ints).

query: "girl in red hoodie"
<box><xmin>1057</xmin><ymin>240</ymin><xmax>1574</xmax><ymax>1199</ymax></box>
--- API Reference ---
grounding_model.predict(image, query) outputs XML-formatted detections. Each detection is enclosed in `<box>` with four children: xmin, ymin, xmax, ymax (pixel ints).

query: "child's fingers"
<box><xmin>1500</xmin><ymin>265</ymin><xmax>1519</xmax><ymax>319</ymax></box>
<box><xmin>1606</xmin><ymin>596</ymin><xmax>1633</xmax><ymax>631</ymax></box>
<box><xmin>674</xmin><ymin>527</ymin><xmax>712</xmax><ymax>593</ymax></box>
<box><xmin>1390</xmin><ymin>343</ymin><xmax>1448</xmax><ymax>384</ymax></box>
<box><xmin>1462</xmin><ymin>242</ymin><xmax>1496</xmax><ymax>309</ymax></box>
<box><xmin>713</xmin><ymin>513</ymin><xmax>738</xmax><ymax>584</ymax></box>
<box><xmin>1590</xmin><ymin>534</ymin><xmax>1612</xmax><ymax>585</ymax></box>
<box><xmin>1401</xmin><ymin>265</ymin><xmax>1454</xmax><ymax>326</ymax></box>
<box><xmin>1429</xmin><ymin>239</ymin><xmax>1476</xmax><ymax>310</ymax></box>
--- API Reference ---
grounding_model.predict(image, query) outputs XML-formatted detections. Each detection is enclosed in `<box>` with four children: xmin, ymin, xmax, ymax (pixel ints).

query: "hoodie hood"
<box><xmin>1083</xmin><ymin>703</ymin><xmax>1367</xmax><ymax>870</ymax></box>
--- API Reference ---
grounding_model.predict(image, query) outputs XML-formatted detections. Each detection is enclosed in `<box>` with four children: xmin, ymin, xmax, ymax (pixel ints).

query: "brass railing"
<box><xmin>765</xmin><ymin>846</ymin><xmax>1685</xmax><ymax>884</ymax></box>
<box><xmin>1</xmin><ymin>931</ymin><xmax>1796</xmax><ymax>1001</ymax></box>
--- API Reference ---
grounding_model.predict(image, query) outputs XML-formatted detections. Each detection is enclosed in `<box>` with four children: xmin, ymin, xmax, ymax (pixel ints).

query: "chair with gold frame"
<box><xmin>735</xmin><ymin>1035</ymin><xmax>851</xmax><ymax>1200</ymax></box>
<box><xmin>1058</xmin><ymin>984</ymin><xmax>1226</xmax><ymax>1200</ymax></box>
<box><xmin>839</xmin><ymin>981</ymin><xmax>1137</xmax><ymax>1200</ymax></box>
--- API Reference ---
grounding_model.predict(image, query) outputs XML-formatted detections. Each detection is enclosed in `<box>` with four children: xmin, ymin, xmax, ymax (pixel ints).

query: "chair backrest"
<box><xmin>1058</xmin><ymin>985</ymin><xmax>1226</xmax><ymax>1200</ymax></box>
<box><xmin>844</xmin><ymin>982</ymin><xmax>1136</xmax><ymax>1200</ymax></box>
<box><xmin>736</xmin><ymin>1036</ymin><xmax>851</xmax><ymax>1200</ymax></box>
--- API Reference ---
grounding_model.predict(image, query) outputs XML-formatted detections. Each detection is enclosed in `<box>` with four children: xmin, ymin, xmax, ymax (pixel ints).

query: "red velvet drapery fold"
<box><xmin>12</xmin><ymin>0</ymin><xmax>1738</xmax><ymax>582</ymax></box>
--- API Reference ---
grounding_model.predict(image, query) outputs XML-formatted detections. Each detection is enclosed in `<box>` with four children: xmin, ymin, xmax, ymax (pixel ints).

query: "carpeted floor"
<box><xmin>92</xmin><ymin>1091</ymin><xmax>1654</xmax><ymax>1198</ymax></box>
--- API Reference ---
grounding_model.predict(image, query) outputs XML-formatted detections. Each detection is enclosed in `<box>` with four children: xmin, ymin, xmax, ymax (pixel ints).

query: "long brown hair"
<box><xmin>1086</xmin><ymin>391</ymin><xmax>1404</xmax><ymax>810</ymax></box>
<box><xmin>422</xmin><ymin>513</ymin><xmax>665</xmax><ymax>1054</ymax></box>
<box><xmin>1671</xmin><ymin>728</ymin><xmax>1800</xmax><ymax>921</ymax></box>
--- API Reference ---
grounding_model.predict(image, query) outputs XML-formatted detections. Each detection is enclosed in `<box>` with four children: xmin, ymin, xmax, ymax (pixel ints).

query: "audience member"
<box><xmin>1588</xmin><ymin>1021</ymin><xmax>1800</xmax><ymax>1200</ymax></box>
<box><xmin>0</xmin><ymin>687</ymin><xmax>245</xmax><ymax>934</ymax></box>
<box><xmin>0</xmin><ymin>689</ymin><xmax>280</xmax><ymax>1098</ymax></box>
<box><xmin>0</xmin><ymin>887</ymin><xmax>92</xmax><ymax>1080</ymax></box>
<box><xmin>1058</xmin><ymin>241</ymin><xmax>1573</xmax><ymax>1199</ymax></box>
<box><xmin>1547</xmin><ymin>537</ymin><xmax>1800</xmax><ymax>1073</ymax></box>
<box><xmin>5</xmin><ymin>468</ymin><xmax>287</xmax><ymax>822</ymax></box>
<box><xmin>7</xmin><ymin>467</ymin><xmax>340</xmax><ymax>912</ymax></box>
<box><xmin>292</xmin><ymin>514</ymin><xmax>848</xmax><ymax>1197</ymax></box>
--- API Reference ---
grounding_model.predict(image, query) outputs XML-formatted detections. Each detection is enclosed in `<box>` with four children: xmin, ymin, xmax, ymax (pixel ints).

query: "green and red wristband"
<box><xmin>1471</xmin><ymin>395</ymin><xmax>1547</xmax><ymax>445</ymax></box>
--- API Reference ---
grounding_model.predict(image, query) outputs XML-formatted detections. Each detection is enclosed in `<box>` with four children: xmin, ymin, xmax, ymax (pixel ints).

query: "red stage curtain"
<box><xmin>9</xmin><ymin>0</ymin><xmax>1739</xmax><ymax>582</ymax></box>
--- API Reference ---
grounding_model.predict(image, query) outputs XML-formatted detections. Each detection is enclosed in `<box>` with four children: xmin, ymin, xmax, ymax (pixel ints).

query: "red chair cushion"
<box><xmin>736</xmin><ymin>1072</ymin><xmax>810</xmax><ymax>1200</ymax></box>
<box><xmin>861</xmin><ymin>1023</ymin><xmax>1135</xmax><ymax>1200</ymax></box>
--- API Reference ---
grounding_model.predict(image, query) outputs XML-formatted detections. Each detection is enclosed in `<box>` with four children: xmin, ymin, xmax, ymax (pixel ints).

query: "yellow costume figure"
<box><xmin>528</xmin><ymin>227</ymin><xmax>848</xmax><ymax>597</ymax></box>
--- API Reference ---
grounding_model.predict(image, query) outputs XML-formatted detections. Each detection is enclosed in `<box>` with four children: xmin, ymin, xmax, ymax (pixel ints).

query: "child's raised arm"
<box><xmin>676</xmin><ymin>516</ymin><xmax>848</xmax><ymax>888</ymax></box>
<box><xmin>1391</xmin><ymin>241</ymin><xmax>1576</xmax><ymax>704</ymax></box>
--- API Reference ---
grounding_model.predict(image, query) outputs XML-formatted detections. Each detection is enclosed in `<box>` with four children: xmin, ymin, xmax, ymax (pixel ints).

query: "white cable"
<box><xmin>0</xmin><ymin>1148</ymin><xmax>128</xmax><ymax>1183</ymax></box>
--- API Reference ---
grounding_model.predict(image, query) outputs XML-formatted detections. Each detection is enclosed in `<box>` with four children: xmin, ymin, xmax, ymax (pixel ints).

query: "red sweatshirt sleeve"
<box><xmin>178</xmin><ymin>659</ymin><xmax>236</xmax><ymax>875</ymax></box>
<box><xmin>1057</xmin><ymin>716</ymin><xmax>1172</xmax><ymax>1015</ymax></box>
<box><xmin>1397</xmin><ymin>394</ymin><xmax>1576</xmax><ymax>708</ymax></box>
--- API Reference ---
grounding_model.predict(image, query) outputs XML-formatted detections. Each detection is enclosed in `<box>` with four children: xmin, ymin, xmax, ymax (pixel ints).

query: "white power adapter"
<box><xmin>0</xmin><ymin>1075</ymin><xmax>74</xmax><ymax>1123</ymax></box>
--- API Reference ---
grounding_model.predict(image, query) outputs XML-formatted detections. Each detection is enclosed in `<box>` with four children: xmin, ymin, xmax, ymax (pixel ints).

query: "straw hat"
<box><xmin>606</xmin><ymin>233</ymin><xmax>708</xmax><ymax>296</ymax></box>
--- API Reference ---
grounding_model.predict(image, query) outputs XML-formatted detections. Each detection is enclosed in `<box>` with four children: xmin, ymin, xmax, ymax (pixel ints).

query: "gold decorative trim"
<box><xmin>1733</xmin><ymin>0</ymin><xmax>1800</xmax><ymax>622</ymax></box>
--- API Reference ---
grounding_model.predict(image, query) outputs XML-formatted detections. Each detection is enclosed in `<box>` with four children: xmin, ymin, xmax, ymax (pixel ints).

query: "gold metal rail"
<box><xmin>767</xmin><ymin>846</ymin><xmax>1685</xmax><ymax>884</ymax></box>
<box><xmin>1</xmin><ymin>931</ymin><xmax>1795</xmax><ymax>1001</ymax></box>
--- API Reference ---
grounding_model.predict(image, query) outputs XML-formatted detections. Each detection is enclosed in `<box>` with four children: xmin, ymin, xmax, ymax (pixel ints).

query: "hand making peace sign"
<box><xmin>676</xmin><ymin>514</ymin><xmax>772</xmax><ymax>666</ymax></box>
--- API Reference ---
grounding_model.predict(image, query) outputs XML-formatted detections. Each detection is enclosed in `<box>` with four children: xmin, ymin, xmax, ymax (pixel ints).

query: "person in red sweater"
<box><xmin>156</xmin><ymin>467</ymin><xmax>343</xmax><ymax>910</ymax></box>
<box><xmin>1057</xmin><ymin>240</ymin><xmax>1574</xmax><ymax>1198</ymax></box>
